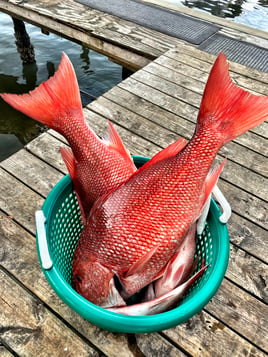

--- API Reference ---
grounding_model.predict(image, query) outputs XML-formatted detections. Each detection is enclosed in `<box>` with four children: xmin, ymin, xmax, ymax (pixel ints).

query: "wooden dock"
<box><xmin>0</xmin><ymin>1</ymin><xmax>267</xmax><ymax>356</ymax></box>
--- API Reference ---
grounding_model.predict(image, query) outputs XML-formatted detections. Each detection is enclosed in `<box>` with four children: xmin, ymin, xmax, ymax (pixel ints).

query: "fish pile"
<box><xmin>2</xmin><ymin>52</ymin><xmax>268</xmax><ymax>315</ymax></box>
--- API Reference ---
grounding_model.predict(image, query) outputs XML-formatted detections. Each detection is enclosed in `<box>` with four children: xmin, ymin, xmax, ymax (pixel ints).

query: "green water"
<box><xmin>0</xmin><ymin>12</ymin><xmax>123</xmax><ymax>161</ymax></box>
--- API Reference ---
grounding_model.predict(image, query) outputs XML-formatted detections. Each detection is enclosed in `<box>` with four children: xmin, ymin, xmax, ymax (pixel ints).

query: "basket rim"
<box><xmin>37</xmin><ymin>155</ymin><xmax>230</xmax><ymax>333</ymax></box>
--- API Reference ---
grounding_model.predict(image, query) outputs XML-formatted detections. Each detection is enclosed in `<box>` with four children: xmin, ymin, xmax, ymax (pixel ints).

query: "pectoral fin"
<box><xmin>107</xmin><ymin>264</ymin><xmax>209</xmax><ymax>315</ymax></box>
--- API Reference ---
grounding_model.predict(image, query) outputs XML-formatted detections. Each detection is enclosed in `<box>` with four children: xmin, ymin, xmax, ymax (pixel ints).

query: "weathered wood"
<box><xmin>0</xmin><ymin>345</ymin><xmax>15</xmax><ymax>357</ymax></box>
<box><xmin>0</xmin><ymin>149</ymin><xmax>64</xmax><ymax>198</ymax></box>
<box><xmin>158</xmin><ymin>50</ymin><xmax>268</xmax><ymax>96</ymax></box>
<box><xmin>144</xmin><ymin>57</ymin><xmax>268</xmax><ymax>98</ymax></box>
<box><xmin>227</xmin><ymin>214</ymin><xmax>267</xmax><ymax>263</ymax></box>
<box><xmin>227</xmin><ymin>245</ymin><xmax>268</xmax><ymax>303</ymax></box>
<box><xmin>166</xmin><ymin>46</ymin><xmax>268</xmax><ymax>85</ymax></box>
<box><xmin>205</xmin><ymin>278</ymin><xmax>268</xmax><ymax>353</ymax></box>
<box><xmin>26</xmin><ymin>132</ymin><xmax>69</xmax><ymax>174</ymax></box>
<box><xmin>0</xmin><ymin>269</ymin><xmax>100</xmax><ymax>357</ymax></box>
<box><xmin>163</xmin><ymin>309</ymin><xmax>267</xmax><ymax>357</ymax></box>
<box><xmin>0</xmin><ymin>168</ymin><xmax>44</xmax><ymax>234</ymax></box>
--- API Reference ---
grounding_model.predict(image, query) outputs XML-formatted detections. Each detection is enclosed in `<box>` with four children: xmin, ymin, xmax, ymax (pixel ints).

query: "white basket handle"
<box><xmin>197</xmin><ymin>185</ymin><xmax>232</xmax><ymax>235</ymax></box>
<box><xmin>212</xmin><ymin>185</ymin><xmax>232</xmax><ymax>224</ymax></box>
<box><xmin>35</xmin><ymin>210</ymin><xmax>53</xmax><ymax>270</ymax></box>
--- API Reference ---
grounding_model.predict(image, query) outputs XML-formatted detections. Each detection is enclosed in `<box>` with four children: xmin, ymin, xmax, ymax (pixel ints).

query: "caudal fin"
<box><xmin>0</xmin><ymin>53</ymin><xmax>84</xmax><ymax>132</ymax></box>
<box><xmin>198</xmin><ymin>52</ymin><xmax>268</xmax><ymax>146</ymax></box>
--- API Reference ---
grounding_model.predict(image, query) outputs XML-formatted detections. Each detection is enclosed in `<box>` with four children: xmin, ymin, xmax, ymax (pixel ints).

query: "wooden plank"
<box><xmin>163</xmin><ymin>310</ymin><xmax>267</xmax><ymax>357</ymax></box>
<box><xmin>0</xmin><ymin>345</ymin><xmax>14</xmax><ymax>357</ymax></box>
<box><xmin>0</xmin><ymin>269</ymin><xmax>100</xmax><ymax>357</ymax></box>
<box><xmin>157</xmin><ymin>50</ymin><xmax>268</xmax><ymax>96</ymax></box>
<box><xmin>100</xmin><ymin>81</ymin><xmax>268</xmax><ymax>162</ymax></box>
<box><xmin>0</xmin><ymin>149</ymin><xmax>64</xmax><ymax>198</ymax></box>
<box><xmin>217</xmin><ymin>180</ymin><xmax>267</xmax><ymax>230</ymax></box>
<box><xmin>0</xmin><ymin>213</ymin><xmax>187</xmax><ymax>357</ymax></box>
<box><xmin>144</xmin><ymin>57</ymin><xmax>268</xmax><ymax>98</ymax></box>
<box><xmin>166</xmin><ymin>45</ymin><xmax>268</xmax><ymax>85</ymax></box>
<box><xmin>0</xmin><ymin>212</ymin><xmax>263</xmax><ymax>357</ymax></box>
<box><xmin>0</xmin><ymin>168</ymin><xmax>44</xmax><ymax>234</ymax></box>
<box><xmin>205</xmin><ymin>278</ymin><xmax>268</xmax><ymax>353</ymax></box>
<box><xmin>227</xmin><ymin>245</ymin><xmax>268</xmax><ymax>303</ymax></box>
<box><xmin>227</xmin><ymin>214</ymin><xmax>267</xmax><ymax>263</ymax></box>
<box><xmin>26</xmin><ymin>132</ymin><xmax>69</xmax><ymax>174</ymax></box>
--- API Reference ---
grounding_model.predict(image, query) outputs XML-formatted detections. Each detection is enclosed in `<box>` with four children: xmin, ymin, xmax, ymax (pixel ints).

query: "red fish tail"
<box><xmin>0</xmin><ymin>53</ymin><xmax>85</xmax><ymax>132</ymax></box>
<box><xmin>198</xmin><ymin>52</ymin><xmax>268</xmax><ymax>146</ymax></box>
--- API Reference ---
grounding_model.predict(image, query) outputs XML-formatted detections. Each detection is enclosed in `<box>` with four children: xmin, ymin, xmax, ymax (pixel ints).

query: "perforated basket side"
<box><xmin>41</xmin><ymin>175</ymin><xmax>83</xmax><ymax>284</ymax></box>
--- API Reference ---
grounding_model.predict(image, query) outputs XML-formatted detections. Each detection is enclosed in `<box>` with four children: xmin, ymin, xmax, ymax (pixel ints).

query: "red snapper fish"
<box><xmin>0</xmin><ymin>53</ymin><xmax>136</xmax><ymax>222</ymax></box>
<box><xmin>72</xmin><ymin>53</ymin><xmax>268</xmax><ymax>312</ymax></box>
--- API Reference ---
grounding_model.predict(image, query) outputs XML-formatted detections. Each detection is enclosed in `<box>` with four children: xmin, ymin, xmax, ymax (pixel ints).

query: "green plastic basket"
<box><xmin>36</xmin><ymin>156</ymin><xmax>229</xmax><ymax>333</ymax></box>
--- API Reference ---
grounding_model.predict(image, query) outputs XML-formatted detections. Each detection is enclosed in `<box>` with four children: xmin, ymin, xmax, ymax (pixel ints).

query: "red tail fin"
<box><xmin>198</xmin><ymin>52</ymin><xmax>268</xmax><ymax>146</ymax></box>
<box><xmin>0</xmin><ymin>53</ymin><xmax>84</xmax><ymax>131</ymax></box>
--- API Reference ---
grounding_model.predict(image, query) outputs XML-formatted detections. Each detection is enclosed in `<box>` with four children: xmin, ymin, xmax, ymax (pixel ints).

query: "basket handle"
<box><xmin>197</xmin><ymin>184</ymin><xmax>231</xmax><ymax>235</ymax></box>
<box><xmin>212</xmin><ymin>185</ymin><xmax>232</xmax><ymax>224</ymax></box>
<box><xmin>35</xmin><ymin>210</ymin><xmax>53</xmax><ymax>270</ymax></box>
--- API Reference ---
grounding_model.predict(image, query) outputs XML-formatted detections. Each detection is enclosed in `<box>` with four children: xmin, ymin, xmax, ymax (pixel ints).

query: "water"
<box><xmin>0</xmin><ymin>12</ymin><xmax>123</xmax><ymax>161</ymax></box>
<box><xmin>166</xmin><ymin>0</ymin><xmax>268</xmax><ymax>31</ymax></box>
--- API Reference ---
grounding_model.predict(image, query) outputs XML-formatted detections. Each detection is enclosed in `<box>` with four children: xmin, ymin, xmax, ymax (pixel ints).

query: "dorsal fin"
<box><xmin>104</xmin><ymin>120</ymin><xmax>134</xmax><ymax>166</ymax></box>
<box><xmin>135</xmin><ymin>137</ymin><xmax>187</xmax><ymax>175</ymax></box>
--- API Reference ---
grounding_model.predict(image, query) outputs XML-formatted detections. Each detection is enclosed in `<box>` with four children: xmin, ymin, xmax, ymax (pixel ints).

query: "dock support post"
<box><xmin>12</xmin><ymin>17</ymin><xmax>36</xmax><ymax>64</ymax></box>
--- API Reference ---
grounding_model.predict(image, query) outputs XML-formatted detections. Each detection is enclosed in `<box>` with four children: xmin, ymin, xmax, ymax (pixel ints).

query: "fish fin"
<box><xmin>60</xmin><ymin>147</ymin><xmax>76</xmax><ymax>181</ymax></box>
<box><xmin>154</xmin><ymin>224</ymin><xmax>196</xmax><ymax>298</ymax></box>
<box><xmin>198</xmin><ymin>52</ymin><xmax>268</xmax><ymax>146</ymax></box>
<box><xmin>201</xmin><ymin>159</ymin><xmax>226</xmax><ymax>210</ymax></box>
<box><xmin>142</xmin><ymin>282</ymin><xmax>156</xmax><ymax>302</ymax></box>
<box><xmin>125</xmin><ymin>245</ymin><xmax>160</xmax><ymax>277</ymax></box>
<box><xmin>60</xmin><ymin>146</ymin><xmax>86</xmax><ymax>224</ymax></box>
<box><xmin>138</xmin><ymin>138</ymin><xmax>187</xmax><ymax>172</ymax></box>
<box><xmin>0</xmin><ymin>53</ymin><xmax>85</xmax><ymax>131</ymax></box>
<box><xmin>104</xmin><ymin>120</ymin><xmax>135</xmax><ymax>167</ymax></box>
<box><xmin>107</xmin><ymin>264</ymin><xmax>209</xmax><ymax>316</ymax></box>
